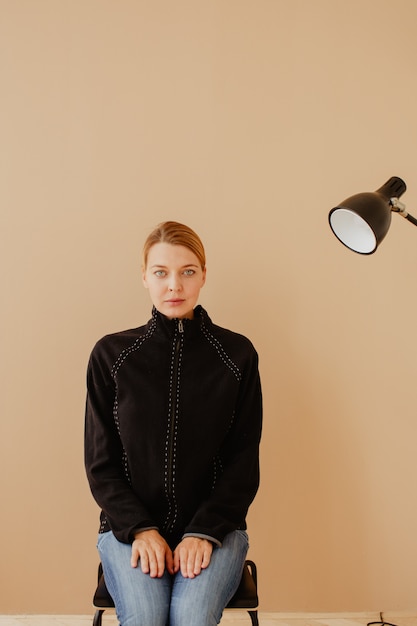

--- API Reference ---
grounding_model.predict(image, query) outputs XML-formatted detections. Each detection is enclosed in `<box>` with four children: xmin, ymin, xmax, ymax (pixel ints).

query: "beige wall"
<box><xmin>2</xmin><ymin>0</ymin><xmax>417</xmax><ymax>614</ymax></box>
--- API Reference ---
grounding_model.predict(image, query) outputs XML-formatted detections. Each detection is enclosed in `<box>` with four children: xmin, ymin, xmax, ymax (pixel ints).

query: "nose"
<box><xmin>168</xmin><ymin>274</ymin><xmax>182</xmax><ymax>292</ymax></box>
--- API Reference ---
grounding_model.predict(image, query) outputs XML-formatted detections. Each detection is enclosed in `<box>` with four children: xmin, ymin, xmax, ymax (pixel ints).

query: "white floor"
<box><xmin>0</xmin><ymin>614</ymin><xmax>416</xmax><ymax>626</ymax></box>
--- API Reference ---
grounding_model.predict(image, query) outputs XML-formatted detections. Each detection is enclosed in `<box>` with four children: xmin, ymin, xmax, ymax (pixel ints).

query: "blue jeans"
<box><xmin>97</xmin><ymin>529</ymin><xmax>249</xmax><ymax>626</ymax></box>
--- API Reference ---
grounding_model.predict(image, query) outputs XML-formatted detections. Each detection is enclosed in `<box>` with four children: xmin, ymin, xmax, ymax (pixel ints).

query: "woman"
<box><xmin>85</xmin><ymin>221</ymin><xmax>262</xmax><ymax>626</ymax></box>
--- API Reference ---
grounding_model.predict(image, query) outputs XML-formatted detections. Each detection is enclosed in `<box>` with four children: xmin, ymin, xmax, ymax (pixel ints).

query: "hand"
<box><xmin>173</xmin><ymin>537</ymin><xmax>213</xmax><ymax>578</ymax></box>
<box><xmin>131</xmin><ymin>529</ymin><xmax>174</xmax><ymax>578</ymax></box>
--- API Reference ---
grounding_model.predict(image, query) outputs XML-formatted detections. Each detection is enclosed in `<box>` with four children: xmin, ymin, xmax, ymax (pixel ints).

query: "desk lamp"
<box><xmin>328</xmin><ymin>176</ymin><xmax>417</xmax><ymax>254</ymax></box>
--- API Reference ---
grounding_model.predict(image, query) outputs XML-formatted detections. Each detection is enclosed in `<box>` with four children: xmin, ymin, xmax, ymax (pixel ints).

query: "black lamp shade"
<box><xmin>328</xmin><ymin>177</ymin><xmax>407</xmax><ymax>254</ymax></box>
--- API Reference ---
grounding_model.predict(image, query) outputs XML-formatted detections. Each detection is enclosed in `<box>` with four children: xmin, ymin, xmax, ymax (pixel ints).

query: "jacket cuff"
<box><xmin>130</xmin><ymin>526</ymin><xmax>159</xmax><ymax>540</ymax></box>
<box><xmin>182</xmin><ymin>532</ymin><xmax>222</xmax><ymax>548</ymax></box>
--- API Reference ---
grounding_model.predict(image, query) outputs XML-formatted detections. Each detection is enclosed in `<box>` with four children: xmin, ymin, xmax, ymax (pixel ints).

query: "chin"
<box><xmin>161</xmin><ymin>306</ymin><xmax>186</xmax><ymax>319</ymax></box>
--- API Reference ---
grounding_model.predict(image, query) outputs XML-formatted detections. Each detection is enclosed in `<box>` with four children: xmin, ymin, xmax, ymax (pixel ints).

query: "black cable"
<box><xmin>367</xmin><ymin>611</ymin><xmax>399</xmax><ymax>626</ymax></box>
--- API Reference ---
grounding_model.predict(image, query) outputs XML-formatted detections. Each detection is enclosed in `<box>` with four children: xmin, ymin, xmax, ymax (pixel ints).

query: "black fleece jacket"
<box><xmin>84</xmin><ymin>306</ymin><xmax>262</xmax><ymax>548</ymax></box>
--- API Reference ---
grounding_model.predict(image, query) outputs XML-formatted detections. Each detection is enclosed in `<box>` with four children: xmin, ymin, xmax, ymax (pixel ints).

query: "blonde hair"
<box><xmin>143</xmin><ymin>221</ymin><xmax>206</xmax><ymax>270</ymax></box>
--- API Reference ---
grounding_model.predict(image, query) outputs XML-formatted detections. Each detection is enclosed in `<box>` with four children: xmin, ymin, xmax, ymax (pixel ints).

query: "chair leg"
<box><xmin>248</xmin><ymin>609</ymin><xmax>259</xmax><ymax>626</ymax></box>
<box><xmin>93</xmin><ymin>609</ymin><xmax>104</xmax><ymax>626</ymax></box>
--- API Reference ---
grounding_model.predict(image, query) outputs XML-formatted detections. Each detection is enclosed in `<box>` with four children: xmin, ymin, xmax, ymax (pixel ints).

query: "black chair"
<box><xmin>93</xmin><ymin>559</ymin><xmax>259</xmax><ymax>626</ymax></box>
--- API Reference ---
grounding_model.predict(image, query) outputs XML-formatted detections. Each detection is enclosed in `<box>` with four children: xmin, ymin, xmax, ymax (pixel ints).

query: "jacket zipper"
<box><xmin>165</xmin><ymin>319</ymin><xmax>184</xmax><ymax>532</ymax></box>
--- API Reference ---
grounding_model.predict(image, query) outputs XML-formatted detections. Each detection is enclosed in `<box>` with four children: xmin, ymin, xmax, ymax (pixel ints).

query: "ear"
<box><xmin>142</xmin><ymin>266</ymin><xmax>148</xmax><ymax>289</ymax></box>
<box><xmin>201</xmin><ymin>266</ymin><xmax>207</xmax><ymax>287</ymax></box>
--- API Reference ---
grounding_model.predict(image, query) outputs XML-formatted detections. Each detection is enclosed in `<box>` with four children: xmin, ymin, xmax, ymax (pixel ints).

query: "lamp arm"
<box><xmin>390</xmin><ymin>197</ymin><xmax>417</xmax><ymax>227</ymax></box>
<box><xmin>405</xmin><ymin>213</ymin><xmax>417</xmax><ymax>227</ymax></box>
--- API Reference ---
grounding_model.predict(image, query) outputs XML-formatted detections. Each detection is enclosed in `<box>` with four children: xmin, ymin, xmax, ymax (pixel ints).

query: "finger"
<box><xmin>191</xmin><ymin>544</ymin><xmax>212</xmax><ymax>576</ymax></box>
<box><xmin>173</xmin><ymin>548</ymin><xmax>180</xmax><ymax>574</ymax></box>
<box><xmin>192</xmin><ymin>549</ymin><xmax>205</xmax><ymax>576</ymax></box>
<box><xmin>201</xmin><ymin>545</ymin><xmax>212</xmax><ymax>570</ymax></box>
<box><xmin>139</xmin><ymin>551</ymin><xmax>150</xmax><ymax>574</ymax></box>
<box><xmin>177</xmin><ymin>547</ymin><xmax>192</xmax><ymax>578</ymax></box>
<box><xmin>148</xmin><ymin>551</ymin><xmax>163</xmax><ymax>578</ymax></box>
<box><xmin>187</xmin><ymin>548</ymin><xmax>201</xmax><ymax>578</ymax></box>
<box><xmin>165</xmin><ymin>550</ymin><xmax>175</xmax><ymax>575</ymax></box>
<box><xmin>151</xmin><ymin>545</ymin><xmax>170</xmax><ymax>578</ymax></box>
<box><xmin>130</xmin><ymin>546</ymin><xmax>140</xmax><ymax>568</ymax></box>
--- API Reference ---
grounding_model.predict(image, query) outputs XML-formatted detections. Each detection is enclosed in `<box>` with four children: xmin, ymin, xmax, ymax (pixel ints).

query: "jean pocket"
<box><xmin>96</xmin><ymin>530</ymin><xmax>112</xmax><ymax>551</ymax></box>
<box><xmin>235</xmin><ymin>529</ymin><xmax>250</xmax><ymax>549</ymax></box>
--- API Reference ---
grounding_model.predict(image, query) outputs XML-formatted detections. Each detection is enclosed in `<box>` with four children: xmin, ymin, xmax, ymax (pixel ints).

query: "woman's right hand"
<box><xmin>131</xmin><ymin>529</ymin><xmax>174</xmax><ymax>577</ymax></box>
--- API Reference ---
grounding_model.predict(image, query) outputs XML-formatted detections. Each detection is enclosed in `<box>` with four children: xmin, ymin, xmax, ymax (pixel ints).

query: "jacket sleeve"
<box><xmin>84</xmin><ymin>343</ymin><xmax>156</xmax><ymax>544</ymax></box>
<box><xmin>183</xmin><ymin>347</ymin><xmax>262</xmax><ymax>545</ymax></box>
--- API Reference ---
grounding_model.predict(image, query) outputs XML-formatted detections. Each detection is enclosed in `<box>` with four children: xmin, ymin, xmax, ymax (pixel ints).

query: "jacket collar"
<box><xmin>148</xmin><ymin>305</ymin><xmax>209</xmax><ymax>339</ymax></box>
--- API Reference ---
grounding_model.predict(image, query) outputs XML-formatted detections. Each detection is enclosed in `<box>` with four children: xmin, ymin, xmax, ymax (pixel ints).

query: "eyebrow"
<box><xmin>149</xmin><ymin>264</ymin><xmax>199</xmax><ymax>269</ymax></box>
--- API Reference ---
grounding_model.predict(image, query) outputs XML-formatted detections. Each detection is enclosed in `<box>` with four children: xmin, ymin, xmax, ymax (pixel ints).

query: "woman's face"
<box><xmin>142</xmin><ymin>242</ymin><xmax>206</xmax><ymax>319</ymax></box>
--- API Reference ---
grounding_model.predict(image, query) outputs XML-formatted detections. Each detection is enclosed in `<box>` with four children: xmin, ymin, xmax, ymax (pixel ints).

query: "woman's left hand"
<box><xmin>173</xmin><ymin>537</ymin><xmax>213</xmax><ymax>578</ymax></box>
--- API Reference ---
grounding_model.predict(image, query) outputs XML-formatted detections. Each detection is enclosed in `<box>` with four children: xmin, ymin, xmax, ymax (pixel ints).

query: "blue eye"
<box><xmin>154</xmin><ymin>270</ymin><xmax>166</xmax><ymax>277</ymax></box>
<box><xmin>183</xmin><ymin>269</ymin><xmax>195</xmax><ymax>276</ymax></box>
